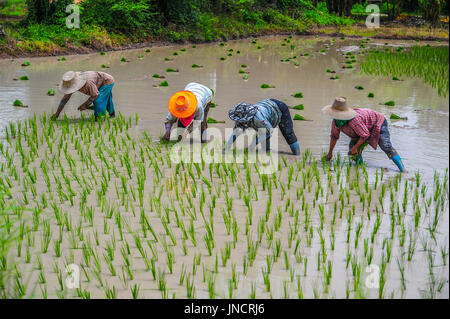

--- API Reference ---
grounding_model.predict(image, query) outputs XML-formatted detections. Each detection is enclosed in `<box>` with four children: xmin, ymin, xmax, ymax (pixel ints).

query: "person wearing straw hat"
<box><xmin>225</xmin><ymin>99</ymin><xmax>300</xmax><ymax>155</ymax></box>
<box><xmin>52</xmin><ymin>71</ymin><xmax>116</xmax><ymax>120</ymax></box>
<box><xmin>163</xmin><ymin>82</ymin><xmax>214</xmax><ymax>143</ymax></box>
<box><xmin>322</xmin><ymin>97</ymin><xmax>405</xmax><ymax>172</ymax></box>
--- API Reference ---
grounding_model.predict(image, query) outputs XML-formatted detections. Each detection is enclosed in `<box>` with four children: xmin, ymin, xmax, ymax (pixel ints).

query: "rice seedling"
<box><xmin>292</xmin><ymin>104</ymin><xmax>304</xmax><ymax>110</ymax></box>
<box><xmin>166</xmin><ymin>68</ymin><xmax>179</xmax><ymax>73</ymax></box>
<box><xmin>19</xmin><ymin>75</ymin><xmax>29</xmax><ymax>80</ymax></box>
<box><xmin>292</xmin><ymin>92</ymin><xmax>304</xmax><ymax>98</ymax></box>
<box><xmin>13</xmin><ymin>100</ymin><xmax>27</xmax><ymax>107</ymax></box>
<box><xmin>159</xmin><ymin>80</ymin><xmax>169</xmax><ymax>87</ymax></box>
<box><xmin>293</xmin><ymin>114</ymin><xmax>307</xmax><ymax>121</ymax></box>
<box><xmin>390</xmin><ymin>113</ymin><xmax>407</xmax><ymax>120</ymax></box>
<box><xmin>260</xmin><ymin>84</ymin><xmax>275</xmax><ymax>89</ymax></box>
<box><xmin>206</xmin><ymin>117</ymin><xmax>225</xmax><ymax>124</ymax></box>
<box><xmin>361</xmin><ymin>46</ymin><xmax>449</xmax><ymax>97</ymax></box>
<box><xmin>355</xmin><ymin>85</ymin><xmax>364</xmax><ymax>90</ymax></box>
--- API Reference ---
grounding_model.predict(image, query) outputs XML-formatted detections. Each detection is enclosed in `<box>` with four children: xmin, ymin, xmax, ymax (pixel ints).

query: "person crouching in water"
<box><xmin>52</xmin><ymin>71</ymin><xmax>115</xmax><ymax>119</ymax></box>
<box><xmin>162</xmin><ymin>82</ymin><xmax>213</xmax><ymax>143</ymax></box>
<box><xmin>323</xmin><ymin>97</ymin><xmax>405</xmax><ymax>172</ymax></box>
<box><xmin>225</xmin><ymin>99</ymin><xmax>300</xmax><ymax>155</ymax></box>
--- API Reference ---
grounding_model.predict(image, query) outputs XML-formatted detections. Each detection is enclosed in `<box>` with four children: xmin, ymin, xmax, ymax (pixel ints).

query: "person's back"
<box><xmin>252</xmin><ymin>99</ymin><xmax>282</xmax><ymax>129</ymax></box>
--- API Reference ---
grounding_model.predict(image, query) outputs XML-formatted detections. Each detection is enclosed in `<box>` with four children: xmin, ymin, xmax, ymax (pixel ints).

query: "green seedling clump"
<box><xmin>13</xmin><ymin>99</ymin><xmax>27</xmax><ymax>107</ymax></box>
<box><xmin>390</xmin><ymin>113</ymin><xmax>407</xmax><ymax>120</ymax></box>
<box><xmin>355</xmin><ymin>86</ymin><xmax>364</xmax><ymax>90</ymax></box>
<box><xmin>384</xmin><ymin>100</ymin><xmax>395</xmax><ymax>106</ymax></box>
<box><xmin>47</xmin><ymin>89</ymin><xmax>55</xmax><ymax>96</ymax></box>
<box><xmin>159</xmin><ymin>81</ymin><xmax>169</xmax><ymax>87</ymax></box>
<box><xmin>368</xmin><ymin>92</ymin><xmax>375</xmax><ymax>98</ymax></box>
<box><xmin>292</xmin><ymin>92</ymin><xmax>303</xmax><ymax>98</ymax></box>
<box><xmin>19</xmin><ymin>75</ymin><xmax>29</xmax><ymax>80</ymax></box>
<box><xmin>207</xmin><ymin>117</ymin><xmax>225</xmax><ymax>124</ymax></box>
<box><xmin>153</xmin><ymin>74</ymin><xmax>165</xmax><ymax>79</ymax></box>
<box><xmin>292</xmin><ymin>104</ymin><xmax>304</xmax><ymax>110</ymax></box>
<box><xmin>293</xmin><ymin>114</ymin><xmax>307</xmax><ymax>121</ymax></box>
<box><xmin>191</xmin><ymin>64</ymin><xmax>202</xmax><ymax>68</ymax></box>
<box><xmin>166</xmin><ymin>68</ymin><xmax>179</xmax><ymax>73</ymax></box>
<box><xmin>145</xmin><ymin>49</ymin><xmax>151</xmax><ymax>53</ymax></box>
<box><xmin>121</xmin><ymin>57</ymin><xmax>127</xmax><ymax>62</ymax></box>
<box><xmin>260</xmin><ymin>84</ymin><xmax>275</xmax><ymax>89</ymax></box>
<box><xmin>100</xmin><ymin>51</ymin><xmax>106</xmax><ymax>55</ymax></box>
<box><xmin>21</xmin><ymin>61</ymin><xmax>31</xmax><ymax>66</ymax></box>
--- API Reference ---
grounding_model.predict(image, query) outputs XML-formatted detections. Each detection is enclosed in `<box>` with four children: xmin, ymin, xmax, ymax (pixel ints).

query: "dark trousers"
<box><xmin>349</xmin><ymin>119</ymin><xmax>398</xmax><ymax>159</ymax></box>
<box><xmin>270</xmin><ymin>99</ymin><xmax>298</xmax><ymax>145</ymax></box>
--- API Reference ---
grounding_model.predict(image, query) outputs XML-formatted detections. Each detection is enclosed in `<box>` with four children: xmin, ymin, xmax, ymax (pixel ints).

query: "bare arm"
<box><xmin>326</xmin><ymin>137</ymin><xmax>338</xmax><ymax>161</ymax></box>
<box><xmin>52</xmin><ymin>94</ymin><xmax>72</xmax><ymax>119</ymax></box>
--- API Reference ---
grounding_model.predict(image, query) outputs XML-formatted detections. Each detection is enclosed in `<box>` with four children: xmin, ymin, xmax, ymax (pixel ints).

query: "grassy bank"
<box><xmin>0</xmin><ymin>0</ymin><xmax>448</xmax><ymax>58</ymax></box>
<box><xmin>313</xmin><ymin>24</ymin><xmax>449</xmax><ymax>41</ymax></box>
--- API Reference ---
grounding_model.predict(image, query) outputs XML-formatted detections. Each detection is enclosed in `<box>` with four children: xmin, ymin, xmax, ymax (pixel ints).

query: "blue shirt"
<box><xmin>227</xmin><ymin>99</ymin><xmax>281</xmax><ymax>147</ymax></box>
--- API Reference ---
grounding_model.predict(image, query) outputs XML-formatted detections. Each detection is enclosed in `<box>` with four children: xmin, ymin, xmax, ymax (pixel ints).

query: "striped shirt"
<box><xmin>330</xmin><ymin>108</ymin><xmax>385</xmax><ymax>149</ymax></box>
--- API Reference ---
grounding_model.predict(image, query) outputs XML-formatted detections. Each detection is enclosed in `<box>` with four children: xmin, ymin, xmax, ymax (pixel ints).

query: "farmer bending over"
<box><xmin>162</xmin><ymin>82</ymin><xmax>213</xmax><ymax>143</ymax></box>
<box><xmin>323</xmin><ymin>97</ymin><xmax>405</xmax><ymax>172</ymax></box>
<box><xmin>225</xmin><ymin>99</ymin><xmax>300</xmax><ymax>155</ymax></box>
<box><xmin>52</xmin><ymin>71</ymin><xmax>115</xmax><ymax>119</ymax></box>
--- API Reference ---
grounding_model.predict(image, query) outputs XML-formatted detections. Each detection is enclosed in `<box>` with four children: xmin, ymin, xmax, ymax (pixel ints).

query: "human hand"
<box><xmin>326</xmin><ymin>153</ymin><xmax>332</xmax><ymax>161</ymax></box>
<box><xmin>349</xmin><ymin>147</ymin><xmax>358</xmax><ymax>155</ymax></box>
<box><xmin>162</xmin><ymin>131</ymin><xmax>171</xmax><ymax>141</ymax></box>
<box><xmin>78</xmin><ymin>105</ymin><xmax>87</xmax><ymax>111</ymax></box>
<box><xmin>50</xmin><ymin>114</ymin><xmax>58</xmax><ymax>121</ymax></box>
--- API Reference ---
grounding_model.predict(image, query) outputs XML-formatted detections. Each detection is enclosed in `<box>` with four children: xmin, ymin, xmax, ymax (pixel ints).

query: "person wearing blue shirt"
<box><xmin>225</xmin><ymin>99</ymin><xmax>300</xmax><ymax>155</ymax></box>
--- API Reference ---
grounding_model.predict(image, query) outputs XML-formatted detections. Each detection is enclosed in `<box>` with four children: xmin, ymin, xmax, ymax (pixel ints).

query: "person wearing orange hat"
<box><xmin>163</xmin><ymin>82</ymin><xmax>214</xmax><ymax>143</ymax></box>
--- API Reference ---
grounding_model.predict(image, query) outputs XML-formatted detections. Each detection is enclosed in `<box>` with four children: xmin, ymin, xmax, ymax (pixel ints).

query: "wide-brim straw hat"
<box><xmin>58</xmin><ymin>71</ymin><xmax>88</xmax><ymax>94</ymax></box>
<box><xmin>322</xmin><ymin>97</ymin><xmax>357</xmax><ymax>120</ymax></box>
<box><xmin>168</xmin><ymin>90</ymin><xmax>198</xmax><ymax>119</ymax></box>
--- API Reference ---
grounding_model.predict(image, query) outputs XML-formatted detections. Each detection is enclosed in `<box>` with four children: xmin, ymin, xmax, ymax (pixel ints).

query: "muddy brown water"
<box><xmin>0</xmin><ymin>36</ymin><xmax>448</xmax><ymax>181</ymax></box>
<box><xmin>0</xmin><ymin>36</ymin><xmax>448</xmax><ymax>299</ymax></box>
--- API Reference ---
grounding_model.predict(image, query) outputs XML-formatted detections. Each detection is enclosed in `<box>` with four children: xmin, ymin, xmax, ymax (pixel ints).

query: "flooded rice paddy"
<box><xmin>0</xmin><ymin>36</ymin><xmax>448</xmax><ymax>299</ymax></box>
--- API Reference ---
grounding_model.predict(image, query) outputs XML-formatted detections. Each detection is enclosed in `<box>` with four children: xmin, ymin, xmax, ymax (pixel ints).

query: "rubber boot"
<box><xmin>109</xmin><ymin>112</ymin><xmax>116</xmax><ymax>118</ymax></box>
<box><xmin>392</xmin><ymin>155</ymin><xmax>405</xmax><ymax>172</ymax></box>
<box><xmin>289</xmin><ymin>141</ymin><xmax>300</xmax><ymax>155</ymax></box>
<box><xmin>355</xmin><ymin>155</ymin><xmax>364</xmax><ymax>165</ymax></box>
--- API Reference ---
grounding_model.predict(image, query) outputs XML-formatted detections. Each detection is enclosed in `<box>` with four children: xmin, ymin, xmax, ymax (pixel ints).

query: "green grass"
<box><xmin>361</xmin><ymin>46</ymin><xmax>449</xmax><ymax>97</ymax></box>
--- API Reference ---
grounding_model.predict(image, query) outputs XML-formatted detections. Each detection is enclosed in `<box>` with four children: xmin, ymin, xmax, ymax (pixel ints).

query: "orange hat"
<box><xmin>168</xmin><ymin>90</ymin><xmax>198</xmax><ymax>119</ymax></box>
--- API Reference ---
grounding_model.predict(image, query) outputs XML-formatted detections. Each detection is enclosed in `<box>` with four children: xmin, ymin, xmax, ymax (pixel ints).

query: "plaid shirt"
<box><xmin>330</xmin><ymin>108</ymin><xmax>386</xmax><ymax>149</ymax></box>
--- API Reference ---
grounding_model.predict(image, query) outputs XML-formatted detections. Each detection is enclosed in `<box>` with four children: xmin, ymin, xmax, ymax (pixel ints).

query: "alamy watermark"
<box><xmin>169</xmin><ymin>126</ymin><xmax>279</xmax><ymax>175</ymax></box>
<box><xmin>66</xmin><ymin>4</ymin><xmax>80</xmax><ymax>29</ymax></box>
<box><xmin>365</xmin><ymin>1</ymin><xmax>382</xmax><ymax>29</ymax></box>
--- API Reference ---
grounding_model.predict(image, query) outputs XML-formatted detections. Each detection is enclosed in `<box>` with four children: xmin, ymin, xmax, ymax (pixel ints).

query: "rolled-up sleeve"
<box><xmin>330</xmin><ymin>120</ymin><xmax>340</xmax><ymax>139</ymax></box>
